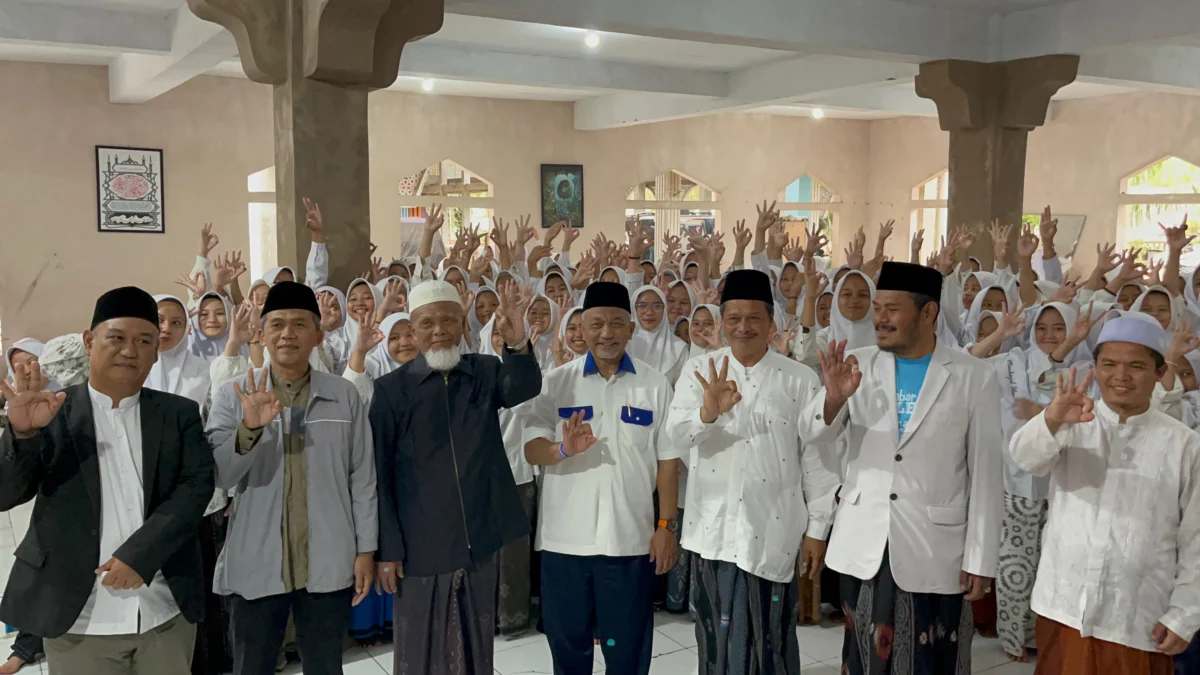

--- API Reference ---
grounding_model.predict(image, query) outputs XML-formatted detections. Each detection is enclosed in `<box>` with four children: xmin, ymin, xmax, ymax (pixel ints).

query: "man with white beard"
<box><xmin>371</xmin><ymin>280</ymin><xmax>543</xmax><ymax>675</ymax></box>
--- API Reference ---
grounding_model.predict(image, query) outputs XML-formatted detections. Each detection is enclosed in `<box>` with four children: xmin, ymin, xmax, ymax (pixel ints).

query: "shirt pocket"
<box><xmin>620</xmin><ymin>406</ymin><xmax>654</xmax><ymax>426</ymax></box>
<box><xmin>619</xmin><ymin>406</ymin><xmax>655</xmax><ymax>450</ymax></box>
<box><xmin>926</xmin><ymin>504</ymin><xmax>967</xmax><ymax>526</ymax></box>
<box><xmin>557</xmin><ymin>406</ymin><xmax>594</xmax><ymax>421</ymax></box>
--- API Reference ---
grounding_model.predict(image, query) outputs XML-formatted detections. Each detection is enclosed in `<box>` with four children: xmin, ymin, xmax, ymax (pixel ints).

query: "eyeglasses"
<box><xmin>636</xmin><ymin>302</ymin><xmax>665</xmax><ymax>312</ymax></box>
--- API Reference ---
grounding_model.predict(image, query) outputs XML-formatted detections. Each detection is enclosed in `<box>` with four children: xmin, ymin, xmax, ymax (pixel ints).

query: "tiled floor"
<box><xmin>1</xmin><ymin>613</ymin><xmax>1037</xmax><ymax>675</ymax></box>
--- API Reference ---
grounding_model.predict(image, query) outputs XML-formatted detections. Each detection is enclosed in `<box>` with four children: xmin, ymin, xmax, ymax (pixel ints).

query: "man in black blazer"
<box><xmin>0</xmin><ymin>286</ymin><xmax>215</xmax><ymax>675</ymax></box>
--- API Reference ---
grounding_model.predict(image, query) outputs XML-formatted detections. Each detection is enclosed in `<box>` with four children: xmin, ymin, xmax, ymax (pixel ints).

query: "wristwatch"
<box><xmin>658</xmin><ymin>518</ymin><xmax>680</xmax><ymax>535</ymax></box>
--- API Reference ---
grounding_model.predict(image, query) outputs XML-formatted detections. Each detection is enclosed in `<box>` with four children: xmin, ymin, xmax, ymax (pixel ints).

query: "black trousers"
<box><xmin>228</xmin><ymin>588</ymin><xmax>352</xmax><ymax>675</ymax></box>
<box><xmin>10</xmin><ymin>631</ymin><xmax>44</xmax><ymax>663</ymax></box>
<box><xmin>541</xmin><ymin>552</ymin><xmax>655</xmax><ymax>675</ymax></box>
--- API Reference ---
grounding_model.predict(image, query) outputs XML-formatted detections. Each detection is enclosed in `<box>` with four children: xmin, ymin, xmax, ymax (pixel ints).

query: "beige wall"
<box><xmin>865</xmin><ymin>92</ymin><xmax>1200</xmax><ymax>263</ymax></box>
<box><xmin>6</xmin><ymin>60</ymin><xmax>1200</xmax><ymax>351</ymax></box>
<box><xmin>0</xmin><ymin>61</ymin><xmax>870</xmax><ymax>347</ymax></box>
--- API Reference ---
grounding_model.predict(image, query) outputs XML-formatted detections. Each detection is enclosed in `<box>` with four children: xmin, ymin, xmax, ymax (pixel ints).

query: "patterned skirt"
<box><xmin>839</xmin><ymin>549</ymin><xmax>973</xmax><ymax>675</ymax></box>
<box><xmin>997</xmin><ymin>493</ymin><xmax>1048</xmax><ymax>658</ymax></box>
<box><xmin>497</xmin><ymin>481</ymin><xmax>538</xmax><ymax>634</ymax></box>
<box><xmin>666</xmin><ymin>508</ymin><xmax>693</xmax><ymax>614</ymax></box>
<box><xmin>692</xmin><ymin>557</ymin><xmax>802</xmax><ymax>675</ymax></box>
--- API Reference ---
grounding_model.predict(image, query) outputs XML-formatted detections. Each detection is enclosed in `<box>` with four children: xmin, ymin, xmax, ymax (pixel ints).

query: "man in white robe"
<box><xmin>1009</xmin><ymin>314</ymin><xmax>1200</xmax><ymax>675</ymax></box>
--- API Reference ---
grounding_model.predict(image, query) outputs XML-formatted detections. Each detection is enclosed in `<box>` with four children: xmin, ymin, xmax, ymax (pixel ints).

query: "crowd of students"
<box><xmin>0</xmin><ymin>197</ymin><xmax>1197</xmax><ymax>675</ymax></box>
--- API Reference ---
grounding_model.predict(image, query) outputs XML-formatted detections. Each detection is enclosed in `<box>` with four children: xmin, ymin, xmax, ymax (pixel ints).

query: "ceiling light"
<box><xmin>421</xmin><ymin>78</ymin><xmax>435</xmax><ymax>92</ymax></box>
<box><xmin>811</xmin><ymin>108</ymin><xmax>825</xmax><ymax>119</ymax></box>
<box><xmin>585</xmin><ymin>32</ymin><xmax>600</xmax><ymax>49</ymax></box>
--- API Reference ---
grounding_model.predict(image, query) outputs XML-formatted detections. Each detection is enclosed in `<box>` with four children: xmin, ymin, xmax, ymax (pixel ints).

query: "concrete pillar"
<box><xmin>187</xmin><ymin>0</ymin><xmax>443</xmax><ymax>289</ymax></box>
<box><xmin>915</xmin><ymin>55</ymin><xmax>1078</xmax><ymax>265</ymax></box>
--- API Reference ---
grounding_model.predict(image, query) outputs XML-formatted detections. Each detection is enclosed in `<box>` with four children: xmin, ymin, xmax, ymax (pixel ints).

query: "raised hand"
<box><xmin>910</xmin><ymin>228</ymin><xmax>925</xmax><ymax>256</ymax></box>
<box><xmin>844</xmin><ymin>229</ymin><xmax>865</xmax><ymax>270</ymax></box>
<box><xmin>0</xmin><ymin>362</ymin><xmax>66</xmax><ymax>438</ymax></box>
<box><xmin>318</xmin><ymin>293</ymin><xmax>342</xmax><ymax>331</ymax></box>
<box><xmin>695</xmin><ymin>356</ymin><xmax>742</xmax><ymax>423</ymax></box>
<box><xmin>1017</xmin><ymin>223</ymin><xmax>1040</xmax><ymax>259</ymax></box>
<box><xmin>733</xmin><ymin>219</ymin><xmax>752</xmax><ymax>251</ymax></box>
<box><xmin>1047</xmin><ymin>278</ymin><xmax>1079</xmax><ymax>305</ymax></box>
<box><xmin>771</xmin><ymin>320</ymin><xmax>800</xmax><ymax>357</ymax></box>
<box><xmin>199</xmin><ymin>222</ymin><xmax>219</xmax><ymax>257</ymax></box>
<box><xmin>1160</xmin><ymin>213</ymin><xmax>1195</xmax><ymax>252</ymax></box>
<box><xmin>424</xmin><ymin>203</ymin><xmax>446</xmax><ymax>234</ymax></box>
<box><xmin>560</xmin><ymin>410</ymin><xmax>598</xmax><ymax>456</ymax></box>
<box><xmin>353</xmin><ymin>313</ymin><xmax>384</xmax><ymax>354</ymax></box>
<box><xmin>1039</xmin><ymin>205</ymin><xmax>1058</xmax><ymax>245</ymax></box>
<box><xmin>709</xmin><ymin>231</ymin><xmax>726</xmax><ymax>264</ymax></box>
<box><xmin>302</xmin><ymin>197</ymin><xmax>323</xmax><ymax>234</ymax></box>
<box><xmin>805</xmin><ymin>270</ymin><xmax>829</xmax><ymax>300</ymax></box>
<box><xmin>998</xmin><ymin>302</ymin><xmax>1027</xmax><ymax>340</ymax></box>
<box><xmin>562</xmin><ymin>222</ymin><xmax>581</xmax><ymax>248</ymax></box>
<box><xmin>515</xmin><ymin>215</ymin><xmax>535</xmax><ymax>247</ymax></box>
<box><xmin>545</xmin><ymin>221</ymin><xmax>566</xmax><ymax>246</ymax></box>
<box><xmin>1068</xmin><ymin>301</ymin><xmax>1097</xmax><ymax>346</ymax></box>
<box><xmin>495</xmin><ymin>283</ymin><xmax>528</xmax><ymax>347</ymax></box>
<box><xmin>805</xmin><ymin>223</ymin><xmax>829</xmax><ymax>259</ymax></box>
<box><xmin>1117</xmin><ymin>248</ymin><xmax>1146</xmax><ymax>283</ymax></box>
<box><xmin>818</xmin><ymin>339</ymin><xmax>862</xmax><ymax>406</ymax></box>
<box><xmin>229</xmin><ymin>302</ymin><xmax>255</xmax><ymax>346</ymax></box>
<box><xmin>1093</xmin><ymin>242</ymin><xmax>1121</xmax><ymax>277</ymax></box>
<box><xmin>551</xmin><ymin>333</ymin><xmax>574</xmax><ymax>367</ymax></box>
<box><xmin>232</xmin><ymin>368</ymin><xmax>283</xmax><ymax>431</ymax></box>
<box><xmin>877</xmin><ymin>219</ymin><xmax>895</xmax><ymax>243</ymax></box>
<box><xmin>175</xmin><ymin>271</ymin><xmax>207</xmax><ymax>300</ymax></box>
<box><xmin>1044</xmin><ymin>367</ymin><xmax>1095</xmax><ymax>432</ymax></box>
<box><xmin>1148</xmin><ymin>258</ymin><xmax>1165</xmax><ymax>286</ymax></box>
<box><xmin>755</xmin><ymin>200</ymin><xmax>779</xmax><ymax>233</ymax></box>
<box><xmin>1167</xmin><ymin>322</ymin><xmax>1200</xmax><ymax>365</ymax></box>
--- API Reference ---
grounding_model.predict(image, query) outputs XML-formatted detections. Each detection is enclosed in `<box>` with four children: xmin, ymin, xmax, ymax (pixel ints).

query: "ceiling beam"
<box><xmin>999</xmin><ymin>0</ymin><xmax>1200</xmax><ymax>60</ymax></box>
<box><xmin>0</xmin><ymin>0</ymin><xmax>172</xmax><ymax>53</ymax></box>
<box><xmin>398</xmin><ymin>42</ymin><xmax>728</xmax><ymax>97</ymax></box>
<box><xmin>1076</xmin><ymin>45</ymin><xmax>1200</xmax><ymax>94</ymax></box>
<box><xmin>444</xmin><ymin>0</ymin><xmax>992</xmax><ymax>62</ymax></box>
<box><xmin>574</xmin><ymin>55</ymin><xmax>918</xmax><ymax>130</ymax></box>
<box><xmin>109</xmin><ymin>9</ymin><xmax>237</xmax><ymax>103</ymax></box>
<box><xmin>804</xmin><ymin>86</ymin><xmax>939</xmax><ymax>117</ymax></box>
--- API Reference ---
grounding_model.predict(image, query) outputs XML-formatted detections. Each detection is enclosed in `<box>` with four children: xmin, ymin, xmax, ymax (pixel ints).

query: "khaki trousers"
<box><xmin>44</xmin><ymin>614</ymin><xmax>196</xmax><ymax>675</ymax></box>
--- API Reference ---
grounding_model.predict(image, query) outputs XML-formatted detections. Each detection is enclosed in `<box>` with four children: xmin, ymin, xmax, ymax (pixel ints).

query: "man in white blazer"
<box><xmin>800</xmin><ymin>261</ymin><xmax>1003</xmax><ymax>675</ymax></box>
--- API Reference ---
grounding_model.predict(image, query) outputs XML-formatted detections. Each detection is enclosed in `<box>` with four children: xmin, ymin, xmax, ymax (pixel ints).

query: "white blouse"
<box><xmin>1009</xmin><ymin>402</ymin><xmax>1200</xmax><ymax>651</ymax></box>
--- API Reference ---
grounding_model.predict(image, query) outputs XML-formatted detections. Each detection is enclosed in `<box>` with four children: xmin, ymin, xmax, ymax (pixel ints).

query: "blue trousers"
<box><xmin>541</xmin><ymin>552</ymin><xmax>656</xmax><ymax>675</ymax></box>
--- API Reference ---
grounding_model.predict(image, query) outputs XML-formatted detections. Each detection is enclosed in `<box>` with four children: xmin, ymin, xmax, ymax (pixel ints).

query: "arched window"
<box><xmin>398</xmin><ymin>160</ymin><xmax>494</xmax><ymax>254</ymax></box>
<box><xmin>776</xmin><ymin>174</ymin><xmax>839</xmax><ymax>256</ymax></box>
<box><xmin>1119</xmin><ymin>156</ymin><xmax>1200</xmax><ymax>263</ymax></box>
<box><xmin>625</xmin><ymin>170</ymin><xmax>720</xmax><ymax>262</ymax></box>
<box><xmin>909</xmin><ymin>169</ymin><xmax>948</xmax><ymax>262</ymax></box>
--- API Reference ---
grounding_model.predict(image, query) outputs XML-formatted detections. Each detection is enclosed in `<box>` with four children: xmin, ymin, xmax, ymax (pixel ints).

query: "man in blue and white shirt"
<box><xmin>523</xmin><ymin>281</ymin><xmax>682</xmax><ymax>675</ymax></box>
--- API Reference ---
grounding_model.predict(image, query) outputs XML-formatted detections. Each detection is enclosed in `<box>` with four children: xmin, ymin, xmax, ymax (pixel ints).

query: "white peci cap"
<box><xmin>408</xmin><ymin>280</ymin><xmax>462</xmax><ymax>312</ymax></box>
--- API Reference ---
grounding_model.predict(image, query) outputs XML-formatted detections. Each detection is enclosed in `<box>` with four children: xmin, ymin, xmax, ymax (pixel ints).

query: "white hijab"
<box><xmin>628</xmin><ymin>285</ymin><xmax>688</xmax><ymax>375</ymax></box>
<box><xmin>147</xmin><ymin>294</ymin><xmax>209</xmax><ymax>405</ymax></box>
<box><xmin>687</xmin><ymin>304</ymin><xmax>722</xmax><ymax>360</ymax></box>
<box><xmin>188</xmin><ymin>292</ymin><xmax>234</xmax><ymax>361</ymax></box>
<box><xmin>961</xmin><ymin>281</ymin><xmax>1018</xmax><ymax>344</ymax></box>
<box><xmin>828</xmin><ymin>270</ymin><xmax>877</xmax><ymax>351</ymax></box>
<box><xmin>524</xmin><ymin>294</ymin><xmax>559</xmax><ymax>371</ymax></box>
<box><xmin>1028</xmin><ymin>302</ymin><xmax>1091</xmax><ymax>366</ymax></box>
<box><xmin>364</xmin><ymin>313</ymin><xmax>411</xmax><ymax>380</ymax></box>
<box><xmin>468</xmin><ymin>286</ymin><xmax>499</xmax><ymax>347</ymax></box>
<box><xmin>262</xmin><ymin>266</ymin><xmax>296</xmax><ymax>285</ymax></box>
<box><xmin>344</xmin><ymin>278</ymin><xmax>384</xmax><ymax>345</ymax></box>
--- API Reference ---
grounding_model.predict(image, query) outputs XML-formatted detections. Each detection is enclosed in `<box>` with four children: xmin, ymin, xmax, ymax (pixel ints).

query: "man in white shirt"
<box><xmin>523</xmin><ymin>281</ymin><xmax>681</xmax><ymax>675</ymax></box>
<box><xmin>0</xmin><ymin>286</ymin><xmax>216</xmax><ymax>675</ymax></box>
<box><xmin>805</xmin><ymin>261</ymin><xmax>1003</xmax><ymax>675</ymax></box>
<box><xmin>1009</xmin><ymin>314</ymin><xmax>1200</xmax><ymax>675</ymax></box>
<box><xmin>665</xmin><ymin>268</ymin><xmax>837</xmax><ymax>675</ymax></box>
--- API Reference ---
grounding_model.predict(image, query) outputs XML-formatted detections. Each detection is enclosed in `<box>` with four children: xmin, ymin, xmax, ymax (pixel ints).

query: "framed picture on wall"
<box><xmin>540</xmin><ymin>164</ymin><xmax>584</xmax><ymax>228</ymax></box>
<box><xmin>96</xmin><ymin>145</ymin><xmax>165</xmax><ymax>233</ymax></box>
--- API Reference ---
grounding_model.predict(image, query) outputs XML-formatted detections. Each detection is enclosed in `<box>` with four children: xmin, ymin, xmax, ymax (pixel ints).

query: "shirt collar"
<box><xmin>583</xmin><ymin>352</ymin><xmax>637</xmax><ymax>377</ymax></box>
<box><xmin>1096</xmin><ymin>398</ymin><xmax>1154</xmax><ymax>426</ymax></box>
<box><xmin>87</xmin><ymin>383</ymin><xmax>140</xmax><ymax>410</ymax></box>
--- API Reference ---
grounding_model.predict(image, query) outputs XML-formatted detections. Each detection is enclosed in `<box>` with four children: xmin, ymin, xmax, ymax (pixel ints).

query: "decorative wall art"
<box><xmin>540</xmin><ymin>164</ymin><xmax>584</xmax><ymax>228</ymax></box>
<box><xmin>96</xmin><ymin>146</ymin><xmax>165</xmax><ymax>233</ymax></box>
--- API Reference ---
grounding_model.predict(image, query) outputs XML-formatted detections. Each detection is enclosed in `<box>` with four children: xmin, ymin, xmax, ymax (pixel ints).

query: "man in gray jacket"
<box><xmin>207</xmin><ymin>282</ymin><xmax>377</xmax><ymax>675</ymax></box>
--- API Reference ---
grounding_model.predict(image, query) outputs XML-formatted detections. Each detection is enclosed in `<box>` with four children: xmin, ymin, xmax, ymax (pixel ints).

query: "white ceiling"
<box><xmin>889</xmin><ymin>0</ymin><xmax>1073</xmax><ymax>11</ymax></box>
<box><xmin>32</xmin><ymin>0</ymin><xmax>178</xmax><ymax>13</ymax></box>
<box><xmin>1</xmin><ymin>0</ymin><xmax>1197</xmax><ymax>127</ymax></box>
<box><xmin>423</xmin><ymin>15</ymin><xmax>797</xmax><ymax>71</ymax></box>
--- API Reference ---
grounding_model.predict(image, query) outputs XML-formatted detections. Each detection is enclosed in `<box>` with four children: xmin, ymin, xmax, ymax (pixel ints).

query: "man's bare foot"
<box><xmin>0</xmin><ymin>655</ymin><xmax>26</xmax><ymax>674</ymax></box>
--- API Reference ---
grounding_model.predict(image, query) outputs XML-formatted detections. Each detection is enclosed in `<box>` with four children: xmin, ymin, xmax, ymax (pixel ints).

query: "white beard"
<box><xmin>424</xmin><ymin>344</ymin><xmax>462</xmax><ymax>372</ymax></box>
